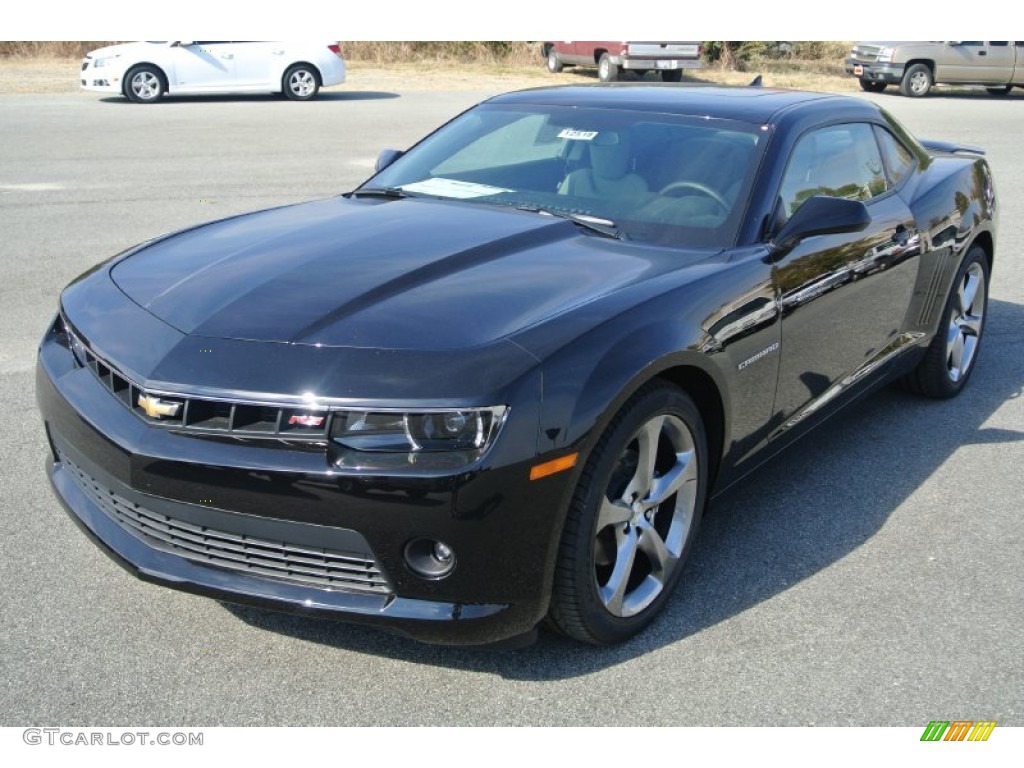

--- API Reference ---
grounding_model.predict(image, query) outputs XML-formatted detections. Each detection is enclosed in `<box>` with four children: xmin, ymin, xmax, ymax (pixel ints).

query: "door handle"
<box><xmin>272</xmin><ymin>50</ymin><xmax>285</xmax><ymax>55</ymax></box>
<box><xmin>978</xmin><ymin>50</ymin><xmax>987</xmax><ymax>56</ymax></box>
<box><xmin>220</xmin><ymin>54</ymin><xmax>234</xmax><ymax>60</ymax></box>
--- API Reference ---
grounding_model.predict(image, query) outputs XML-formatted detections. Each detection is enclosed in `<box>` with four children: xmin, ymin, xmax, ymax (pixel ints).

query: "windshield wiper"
<box><xmin>349</xmin><ymin>187</ymin><xmax>409</xmax><ymax>199</ymax></box>
<box><xmin>512</xmin><ymin>204</ymin><xmax>622</xmax><ymax>239</ymax></box>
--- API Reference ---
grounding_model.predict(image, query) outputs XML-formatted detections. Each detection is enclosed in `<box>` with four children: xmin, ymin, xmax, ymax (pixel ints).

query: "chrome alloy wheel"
<box><xmin>908</xmin><ymin>70</ymin><xmax>930</xmax><ymax>95</ymax></box>
<box><xmin>946</xmin><ymin>261</ymin><xmax>986</xmax><ymax>382</ymax></box>
<box><xmin>130</xmin><ymin>71</ymin><xmax>160</xmax><ymax>101</ymax></box>
<box><xmin>593</xmin><ymin>413</ymin><xmax>698</xmax><ymax>617</ymax></box>
<box><xmin>288</xmin><ymin>70</ymin><xmax>316</xmax><ymax>98</ymax></box>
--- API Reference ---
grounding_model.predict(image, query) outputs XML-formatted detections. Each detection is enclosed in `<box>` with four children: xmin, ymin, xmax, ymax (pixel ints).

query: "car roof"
<box><xmin>486</xmin><ymin>84</ymin><xmax>877</xmax><ymax>125</ymax></box>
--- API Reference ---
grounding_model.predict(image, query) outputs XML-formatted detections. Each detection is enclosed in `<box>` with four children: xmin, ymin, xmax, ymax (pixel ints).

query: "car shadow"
<box><xmin>98</xmin><ymin>90</ymin><xmax>399</xmax><ymax>105</ymax></box>
<box><xmin>223</xmin><ymin>297</ymin><xmax>1024</xmax><ymax>679</ymax></box>
<box><xmin>869</xmin><ymin>89</ymin><xmax>1022</xmax><ymax>101</ymax></box>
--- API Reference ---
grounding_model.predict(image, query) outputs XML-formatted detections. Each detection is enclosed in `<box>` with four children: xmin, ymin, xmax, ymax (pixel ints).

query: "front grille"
<box><xmin>850</xmin><ymin>45</ymin><xmax>882</xmax><ymax>61</ymax></box>
<box><xmin>63</xmin><ymin>317</ymin><xmax>330</xmax><ymax>443</ymax></box>
<box><xmin>60</xmin><ymin>451</ymin><xmax>392</xmax><ymax>595</ymax></box>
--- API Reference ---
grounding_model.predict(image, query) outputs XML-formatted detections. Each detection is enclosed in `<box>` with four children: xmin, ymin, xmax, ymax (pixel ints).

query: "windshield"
<box><xmin>364</xmin><ymin>103</ymin><xmax>765</xmax><ymax>248</ymax></box>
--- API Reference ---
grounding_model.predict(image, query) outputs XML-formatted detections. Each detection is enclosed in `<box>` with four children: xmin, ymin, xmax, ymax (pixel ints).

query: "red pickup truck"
<box><xmin>541</xmin><ymin>41</ymin><xmax>704</xmax><ymax>82</ymax></box>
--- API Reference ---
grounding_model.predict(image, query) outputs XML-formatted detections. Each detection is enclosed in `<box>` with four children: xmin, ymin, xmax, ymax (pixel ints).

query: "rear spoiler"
<box><xmin>920</xmin><ymin>139</ymin><xmax>985</xmax><ymax>156</ymax></box>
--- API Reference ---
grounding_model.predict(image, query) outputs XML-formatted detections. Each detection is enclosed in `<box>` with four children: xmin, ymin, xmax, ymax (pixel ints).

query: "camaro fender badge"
<box><xmin>737</xmin><ymin>342</ymin><xmax>780</xmax><ymax>371</ymax></box>
<box><xmin>137</xmin><ymin>393</ymin><xmax>183</xmax><ymax>419</ymax></box>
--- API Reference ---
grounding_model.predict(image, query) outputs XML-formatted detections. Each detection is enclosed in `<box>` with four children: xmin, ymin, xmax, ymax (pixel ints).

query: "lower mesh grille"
<box><xmin>60</xmin><ymin>452</ymin><xmax>391</xmax><ymax>595</ymax></box>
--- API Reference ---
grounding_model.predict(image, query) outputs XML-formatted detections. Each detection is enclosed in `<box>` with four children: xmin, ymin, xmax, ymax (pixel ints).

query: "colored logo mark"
<box><xmin>920</xmin><ymin>721</ymin><xmax>996</xmax><ymax>742</ymax></box>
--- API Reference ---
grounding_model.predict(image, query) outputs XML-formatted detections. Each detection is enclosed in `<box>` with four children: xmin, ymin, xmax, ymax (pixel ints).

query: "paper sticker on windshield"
<box><xmin>400</xmin><ymin>178</ymin><xmax>511</xmax><ymax>199</ymax></box>
<box><xmin>558</xmin><ymin>129</ymin><xmax>599</xmax><ymax>141</ymax></box>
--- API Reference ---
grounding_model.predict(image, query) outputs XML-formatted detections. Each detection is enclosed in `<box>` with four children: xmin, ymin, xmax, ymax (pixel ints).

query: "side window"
<box><xmin>778</xmin><ymin>124</ymin><xmax>887</xmax><ymax>218</ymax></box>
<box><xmin>874</xmin><ymin>127</ymin><xmax>916</xmax><ymax>186</ymax></box>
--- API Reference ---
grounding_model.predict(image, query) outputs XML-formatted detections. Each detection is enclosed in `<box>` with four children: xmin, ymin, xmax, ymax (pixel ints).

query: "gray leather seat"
<box><xmin>558</xmin><ymin>131</ymin><xmax>649</xmax><ymax>202</ymax></box>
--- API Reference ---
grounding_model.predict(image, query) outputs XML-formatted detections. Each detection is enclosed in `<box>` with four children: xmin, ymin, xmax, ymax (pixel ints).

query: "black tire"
<box><xmin>986</xmin><ymin>85</ymin><xmax>1013</xmax><ymax>96</ymax></box>
<box><xmin>859</xmin><ymin>78</ymin><xmax>887</xmax><ymax>93</ymax></box>
<box><xmin>283</xmin><ymin>64</ymin><xmax>320</xmax><ymax>101</ymax></box>
<box><xmin>546</xmin><ymin>48</ymin><xmax>563</xmax><ymax>73</ymax></box>
<box><xmin>902</xmin><ymin>246</ymin><xmax>989</xmax><ymax>398</ymax></box>
<box><xmin>123</xmin><ymin>65</ymin><xmax>166</xmax><ymax>104</ymax></box>
<box><xmin>597</xmin><ymin>54</ymin><xmax>619</xmax><ymax>83</ymax></box>
<box><xmin>549</xmin><ymin>383</ymin><xmax>708</xmax><ymax>645</ymax></box>
<box><xmin>661</xmin><ymin>70</ymin><xmax>683</xmax><ymax>83</ymax></box>
<box><xmin>900</xmin><ymin>63</ymin><xmax>933</xmax><ymax>97</ymax></box>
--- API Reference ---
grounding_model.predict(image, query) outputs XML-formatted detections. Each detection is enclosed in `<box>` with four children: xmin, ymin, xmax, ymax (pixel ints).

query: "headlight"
<box><xmin>876</xmin><ymin>47</ymin><xmax>895</xmax><ymax>63</ymax></box>
<box><xmin>92</xmin><ymin>56</ymin><xmax>119</xmax><ymax>69</ymax></box>
<box><xmin>330</xmin><ymin>406</ymin><xmax>508</xmax><ymax>471</ymax></box>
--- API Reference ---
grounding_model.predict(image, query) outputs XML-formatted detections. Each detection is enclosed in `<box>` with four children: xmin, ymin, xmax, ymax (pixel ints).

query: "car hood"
<box><xmin>109</xmin><ymin>197</ymin><xmax>702</xmax><ymax>351</ymax></box>
<box><xmin>86</xmin><ymin>41</ymin><xmax>168</xmax><ymax>60</ymax></box>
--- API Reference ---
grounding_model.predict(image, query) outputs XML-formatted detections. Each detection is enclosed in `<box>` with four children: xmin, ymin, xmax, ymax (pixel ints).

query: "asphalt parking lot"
<box><xmin>0</xmin><ymin>85</ymin><xmax>1021</xmax><ymax>726</ymax></box>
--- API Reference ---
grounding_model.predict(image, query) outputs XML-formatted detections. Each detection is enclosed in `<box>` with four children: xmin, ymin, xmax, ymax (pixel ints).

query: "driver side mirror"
<box><xmin>375</xmin><ymin>149</ymin><xmax>404</xmax><ymax>173</ymax></box>
<box><xmin>770</xmin><ymin>195</ymin><xmax>871</xmax><ymax>254</ymax></box>
<box><xmin>171</xmin><ymin>41</ymin><xmax>195</xmax><ymax>47</ymax></box>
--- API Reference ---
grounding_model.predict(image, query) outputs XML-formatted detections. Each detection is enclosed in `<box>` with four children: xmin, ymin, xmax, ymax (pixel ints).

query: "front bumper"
<box><xmin>844</xmin><ymin>58</ymin><xmax>905</xmax><ymax>84</ymax></box>
<box><xmin>80</xmin><ymin>59</ymin><xmax>126</xmax><ymax>94</ymax></box>
<box><xmin>36</xmin><ymin>323</ymin><xmax>573</xmax><ymax>646</ymax></box>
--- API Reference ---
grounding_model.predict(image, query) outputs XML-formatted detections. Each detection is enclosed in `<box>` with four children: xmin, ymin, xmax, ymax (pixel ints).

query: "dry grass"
<box><xmin>0</xmin><ymin>41</ymin><xmax>116</xmax><ymax>58</ymax></box>
<box><xmin>343</xmin><ymin>41</ymin><xmax>539</xmax><ymax>67</ymax></box>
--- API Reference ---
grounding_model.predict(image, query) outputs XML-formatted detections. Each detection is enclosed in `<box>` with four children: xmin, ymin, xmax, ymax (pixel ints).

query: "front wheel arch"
<box><xmin>564</xmin><ymin>355</ymin><xmax>729</xmax><ymax>492</ymax></box>
<box><xmin>653</xmin><ymin>366</ymin><xmax>725</xmax><ymax>487</ymax></box>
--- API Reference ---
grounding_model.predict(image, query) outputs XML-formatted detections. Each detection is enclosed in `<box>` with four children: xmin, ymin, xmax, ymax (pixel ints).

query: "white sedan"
<box><xmin>80</xmin><ymin>41</ymin><xmax>346</xmax><ymax>103</ymax></box>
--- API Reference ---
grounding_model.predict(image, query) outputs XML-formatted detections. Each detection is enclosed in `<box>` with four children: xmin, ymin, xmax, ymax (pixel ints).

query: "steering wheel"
<box><xmin>658</xmin><ymin>180</ymin><xmax>730</xmax><ymax>214</ymax></box>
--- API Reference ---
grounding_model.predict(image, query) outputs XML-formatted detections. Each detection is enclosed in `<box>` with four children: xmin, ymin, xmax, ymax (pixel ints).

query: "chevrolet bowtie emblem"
<box><xmin>137</xmin><ymin>393</ymin><xmax>182</xmax><ymax>419</ymax></box>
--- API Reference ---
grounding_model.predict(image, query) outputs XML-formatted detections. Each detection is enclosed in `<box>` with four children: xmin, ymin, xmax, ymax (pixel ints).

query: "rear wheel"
<box><xmin>283</xmin><ymin>64</ymin><xmax>320</xmax><ymax>100</ymax></box>
<box><xmin>986</xmin><ymin>85</ymin><xmax>1012</xmax><ymax>96</ymax></box>
<box><xmin>661</xmin><ymin>70</ymin><xmax>683</xmax><ymax>83</ymax></box>
<box><xmin>859</xmin><ymin>78</ymin><xmax>887</xmax><ymax>93</ymax></box>
<box><xmin>598</xmin><ymin>54</ymin><xmax>619</xmax><ymax>83</ymax></box>
<box><xmin>549</xmin><ymin>383</ymin><xmax>708</xmax><ymax>645</ymax></box>
<box><xmin>902</xmin><ymin>246</ymin><xmax>989</xmax><ymax>398</ymax></box>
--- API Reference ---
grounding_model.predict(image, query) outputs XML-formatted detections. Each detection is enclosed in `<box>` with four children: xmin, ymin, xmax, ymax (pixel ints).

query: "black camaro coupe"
<box><xmin>37</xmin><ymin>85</ymin><xmax>995</xmax><ymax>646</ymax></box>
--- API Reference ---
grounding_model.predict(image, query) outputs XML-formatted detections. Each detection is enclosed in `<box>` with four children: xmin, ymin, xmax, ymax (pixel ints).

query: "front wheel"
<box><xmin>598</xmin><ymin>54</ymin><xmax>619</xmax><ymax>83</ymax></box>
<box><xmin>859</xmin><ymin>78</ymin><xmax>887</xmax><ymax>93</ymax></box>
<box><xmin>549</xmin><ymin>383</ymin><xmax>708</xmax><ymax>645</ymax></box>
<box><xmin>902</xmin><ymin>246</ymin><xmax>989</xmax><ymax>398</ymax></box>
<box><xmin>900</xmin><ymin>63</ymin><xmax>933</xmax><ymax>97</ymax></box>
<box><xmin>283</xmin><ymin>64</ymin><xmax>320</xmax><ymax>100</ymax></box>
<box><xmin>986</xmin><ymin>85</ymin><xmax>1013</xmax><ymax>96</ymax></box>
<box><xmin>546</xmin><ymin>49</ymin><xmax>563</xmax><ymax>73</ymax></box>
<box><xmin>124</xmin><ymin>65</ymin><xmax>165</xmax><ymax>103</ymax></box>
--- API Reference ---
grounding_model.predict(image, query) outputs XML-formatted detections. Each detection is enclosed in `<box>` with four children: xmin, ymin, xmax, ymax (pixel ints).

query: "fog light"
<box><xmin>404</xmin><ymin>538</ymin><xmax>456</xmax><ymax>579</ymax></box>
